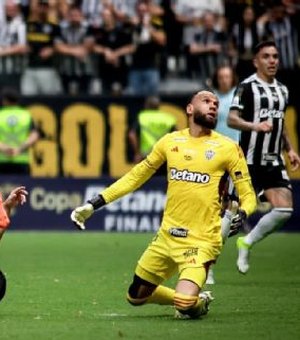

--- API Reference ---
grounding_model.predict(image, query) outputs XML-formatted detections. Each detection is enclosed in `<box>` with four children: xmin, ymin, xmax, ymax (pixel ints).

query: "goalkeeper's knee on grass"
<box><xmin>127</xmin><ymin>293</ymin><xmax>149</xmax><ymax>306</ymax></box>
<box><xmin>127</xmin><ymin>275</ymin><xmax>156</xmax><ymax>306</ymax></box>
<box><xmin>0</xmin><ymin>270</ymin><xmax>6</xmax><ymax>302</ymax></box>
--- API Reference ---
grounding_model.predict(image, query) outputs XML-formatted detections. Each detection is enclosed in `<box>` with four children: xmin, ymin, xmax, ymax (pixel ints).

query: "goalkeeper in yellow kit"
<box><xmin>71</xmin><ymin>90</ymin><xmax>257</xmax><ymax>319</ymax></box>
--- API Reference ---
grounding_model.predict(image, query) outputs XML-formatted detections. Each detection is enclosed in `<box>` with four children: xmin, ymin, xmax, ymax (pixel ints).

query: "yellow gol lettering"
<box><xmin>28</xmin><ymin>105</ymin><xmax>59</xmax><ymax>177</ymax></box>
<box><xmin>61</xmin><ymin>104</ymin><xmax>105</xmax><ymax>177</ymax></box>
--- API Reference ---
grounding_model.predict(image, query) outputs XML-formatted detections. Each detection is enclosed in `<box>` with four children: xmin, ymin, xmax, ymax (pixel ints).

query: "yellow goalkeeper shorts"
<box><xmin>135</xmin><ymin>228</ymin><xmax>222</xmax><ymax>287</ymax></box>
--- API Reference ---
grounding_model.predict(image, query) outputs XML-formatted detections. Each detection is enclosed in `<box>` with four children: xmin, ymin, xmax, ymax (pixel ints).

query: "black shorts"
<box><xmin>0</xmin><ymin>270</ymin><xmax>6</xmax><ymax>301</ymax></box>
<box><xmin>248</xmin><ymin>164</ymin><xmax>292</xmax><ymax>194</ymax></box>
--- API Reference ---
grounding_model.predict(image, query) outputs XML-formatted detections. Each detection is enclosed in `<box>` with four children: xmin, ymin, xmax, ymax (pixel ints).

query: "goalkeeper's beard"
<box><xmin>193</xmin><ymin>111</ymin><xmax>217</xmax><ymax>129</ymax></box>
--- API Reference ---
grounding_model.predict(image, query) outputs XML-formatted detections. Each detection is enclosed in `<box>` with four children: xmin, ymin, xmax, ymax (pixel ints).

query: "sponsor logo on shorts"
<box><xmin>262</xmin><ymin>153</ymin><xmax>278</xmax><ymax>161</ymax></box>
<box><xmin>170</xmin><ymin>168</ymin><xmax>210</xmax><ymax>183</ymax></box>
<box><xmin>183</xmin><ymin>248</ymin><xmax>198</xmax><ymax>257</ymax></box>
<box><xmin>169</xmin><ymin>227</ymin><xmax>188</xmax><ymax>237</ymax></box>
<box><xmin>187</xmin><ymin>258</ymin><xmax>196</xmax><ymax>264</ymax></box>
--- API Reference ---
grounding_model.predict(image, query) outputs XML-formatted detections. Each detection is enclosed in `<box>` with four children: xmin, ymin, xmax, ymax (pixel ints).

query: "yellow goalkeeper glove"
<box><xmin>70</xmin><ymin>203</ymin><xmax>94</xmax><ymax>230</ymax></box>
<box><xmin>70</xmin><ymin>195</ymin><xmax>106</xmax><ymax>230</ymax></box>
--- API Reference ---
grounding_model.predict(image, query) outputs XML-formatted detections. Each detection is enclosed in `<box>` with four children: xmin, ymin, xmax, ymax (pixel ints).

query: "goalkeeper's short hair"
<box><xmin>0</xmin><ymin>270</ymin><xmax>6</xmax><ymax>302</ymax></box>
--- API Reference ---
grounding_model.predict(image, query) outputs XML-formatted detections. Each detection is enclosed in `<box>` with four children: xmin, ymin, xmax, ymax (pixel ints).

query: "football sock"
<box><xmin>146</xmin><ymin>285</ymin><xmax>175</xmax><ymax>305</ymax></box>
<box><xmin>221</xmin><ymin>209</ymin><xmax>234</xmax><ymax>241</ymax></box>
<box><xmin>205</xmin><ymin>267</ymin><xmax>215</xmax><ymax>285</ymax></box>
<box><xmin>244</xmin><ymin>208</ymin><xmax>293</xmax><ymax>246</ymax></box>
<box><xmin>221</xmin><ymin>201</ymin><xmax>239</xmax><ymax>241</ymax></box>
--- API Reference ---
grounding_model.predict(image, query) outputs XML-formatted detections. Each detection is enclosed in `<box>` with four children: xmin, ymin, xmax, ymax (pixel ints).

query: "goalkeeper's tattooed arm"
<box><xmin>70</xmin><ymin>195</ymin><xmax>106</xmax><ymax>230</ymax></box>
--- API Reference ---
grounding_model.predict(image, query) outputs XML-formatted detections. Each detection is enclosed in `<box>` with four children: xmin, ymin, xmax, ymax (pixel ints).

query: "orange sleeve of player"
<box><xmin>0</xmin><ymin>194</ymin><xmax>10</xmax><ymax>229</ymax></box>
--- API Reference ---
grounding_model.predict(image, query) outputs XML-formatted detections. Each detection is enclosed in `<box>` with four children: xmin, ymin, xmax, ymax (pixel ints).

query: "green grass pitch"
<box><xmin>0</xmin><ymin>232</ymin><xmax>299</xmax><ymax>340</ymax></box>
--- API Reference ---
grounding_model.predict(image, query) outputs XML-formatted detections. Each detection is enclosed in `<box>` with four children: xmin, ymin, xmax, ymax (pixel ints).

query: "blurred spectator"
<box><xmin>174</xmin><ymin>0</ymin><xmax>225</xmax><ymax>28</ymax></box>
<box><xmin>128</xmin><ymin>95</ymin><xmax>176</xmax><ymax>163</ymax></box>
<box><xmin>264</xmin><ymin>1</ymin><xmax>300</xmax><ymax>150</ymax></box>
<box><xmin>174</xmin><ymin>0</ymin><xmax>225</xmax><ymax>56</ymax></box>
<box><xmin>159</xmin><ymin>0</ymin><xmax>183</xmax><ymax>79</ymax></box>
<box><xmin>282</xmin><ymin>0</ymin><xmax>300</xmax><ymax>14</ymax></box>
<box><xmin>174</xmin><ymin>0</ymin><xmax>226</xmax><ymax>79</ymax></box>
<box><xmin>128</xmin><ymin>0</ymin><xmax>166</xmax><ymax>95</ymax></box>
<box><xmin>119</xmin><ymin>0</ymin><xmax>164</xmax><ymax>24</ymax></box>
<box><xmin>264</xmin><ymin>2</ymin><xmax>300</xmax><ymax>78</ymax></box>
<box><xmin>229</xmin><ymin>5</ymin><xmax>265</xmax><ymax>81</ymax></box>
<box><xmin>79</xmin><ymin>0</ymin><xmax>127</xmax><ymax>26</ymax></box>
<box><xmin>30</xmin><ymin>0</ymin><xmax>70</xmax><ymax>22</ymax></box>
<box><xmin>80</xmin><ymin>0</ymin><xmax>163</xmax><ymax>26</ymax></box>
<box><xmin>1</xmin><ymin>0</ymin><xmax>32</xmax><ymax>21</ymax></box>
<box><xmin>0</xmin><ymin>0</ymin><xmax>27</xmax><ymax>92</ymax></box>
<box><xmin>225</xmin><ymin>0</ymin><xmax>271</xmax><ymax>28</ymax></box>
<box><xmin>131</xmin><ymin>0</ymin><xmax>164</xmax><ymax>18</ymax></box>
<box><xmin>0</xmin><ymin>87</ymin><xmax>40</xmax><ymax>174</ymax></box>
<box><xmin>92</xmin><ymin>7</ymin><xmax>134</xmax><ymax>95</ymax></box>
<box><xmin>0</xmin><ymin>0</ymin><xmax>5</xmax><ymax>23</ymax></box>
<box><xmin>80</xmin><ymin>0</ymin><xmax>110</xmax><ymax>26</ymax></box>
<box><xmin>21</xmin><ymin>0</ymin><xmax>62</xmax><ymax>95</ymax></box>
<box><xmin>54</xmin><ymin>5</ymin><xmax>94</xmax><ymax>95</ymax></box>
<box><xmin>19</xmin><ymin>0</ymin><xmax>31</xmax><ymax>19</ymax></box>
<box><xmin>188</xmin><ymin>11</ymin><xmax>228</xmax><ymax>85</ymax></box>
<box><xmin>212</xmin><ymin>65</ymin><xmax>239</xmax><ymax>142</ymax></box>
<box><xmin>110</xmin><ymin>0</ymin><xmax>132</xmax><ymax>24</ymax></box>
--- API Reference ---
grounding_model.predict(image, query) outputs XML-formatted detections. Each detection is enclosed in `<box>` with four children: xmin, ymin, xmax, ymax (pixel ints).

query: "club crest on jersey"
<box><xmin>205</xmin><ymin>149</ymin><xmax>215</xmax><ymax>160</ymax></box>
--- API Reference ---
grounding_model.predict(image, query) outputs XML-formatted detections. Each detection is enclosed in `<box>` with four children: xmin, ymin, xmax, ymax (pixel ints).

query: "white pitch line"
<box><xmin>97</xmin><ymin>313</ymin><xmax>128</xmax><ymax>317</ymax></box>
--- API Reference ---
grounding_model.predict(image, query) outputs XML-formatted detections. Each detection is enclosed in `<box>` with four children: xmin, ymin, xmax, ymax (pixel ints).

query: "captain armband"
<box><xmin>87</xmin><ymin>194</ymin><xmax>106</xmax><ymax>210</ymax></box>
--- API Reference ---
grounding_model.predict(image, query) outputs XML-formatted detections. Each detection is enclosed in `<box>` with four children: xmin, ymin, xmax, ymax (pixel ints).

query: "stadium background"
<box><xmin>1</xmin><ymin>2</ymin><xmax>300</xmax><ymax>339</ymax></box>
<box><xmin>1</xmin><ymin>95</ymin><xmax>299</xmax><ymax>231</ymax></box>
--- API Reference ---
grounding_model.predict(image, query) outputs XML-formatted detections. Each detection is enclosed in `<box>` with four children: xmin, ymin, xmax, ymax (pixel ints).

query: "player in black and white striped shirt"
<box><xmin>231</xmin><ymin>72</ymin><xmax>288</xmax><ymax>167</ymax></box>
<box><xmin>228</xmin><ymin>40</ymin><xmax>300</xmax><ymax>274</ymax></box>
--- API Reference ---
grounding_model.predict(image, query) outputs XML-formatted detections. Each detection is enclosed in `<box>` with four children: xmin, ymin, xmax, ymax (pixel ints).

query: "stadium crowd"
<box><xmin>0</xmin><ymin>0</ymin><xmax>300</xmax><ymax>97</ymax></box>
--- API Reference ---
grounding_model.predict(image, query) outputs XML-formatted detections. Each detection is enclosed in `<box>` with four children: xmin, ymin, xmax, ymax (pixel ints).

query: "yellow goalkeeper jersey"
<box><xmin>102</xmin><ymin>128</ymin><xmax>256</xmax><ymax>245</ymax></box>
